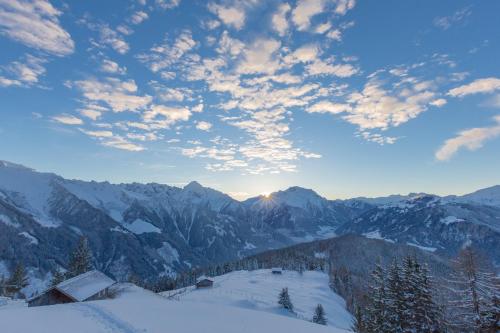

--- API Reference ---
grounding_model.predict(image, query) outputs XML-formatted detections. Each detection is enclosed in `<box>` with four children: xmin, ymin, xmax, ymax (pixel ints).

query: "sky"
<box><xmin>0</xmin><ymin>0</ymin><xmax>499</xmax><ymax>200</ymax></box>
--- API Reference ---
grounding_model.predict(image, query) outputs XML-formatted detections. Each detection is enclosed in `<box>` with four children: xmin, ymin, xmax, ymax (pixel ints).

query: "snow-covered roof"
<box><xmin>196</xmin><ymin>275</ymin><xmax>213</xmax><ymax>283</ymax></box>
<box><xmin>55</xmin><ymin>270</ymin><xmax>115</xmax><ymax>302</ymax></box>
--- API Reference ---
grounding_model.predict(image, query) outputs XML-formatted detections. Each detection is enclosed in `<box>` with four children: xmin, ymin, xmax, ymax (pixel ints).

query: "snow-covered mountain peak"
<box><xmin>459</xmin><ymin>185</ymin><xmax>500</xmax><ymax>207</ymax></box>
<box><xmin>0</xmin><ymin>160</ymin><xmax>33</xmax><ymax>171</ymax></box>
<box><xmin>248</xmin><ymin>186</ymin><xmax>328</xmax><ymax>210</ymax></box>
<box><xmin>183</xmin><ymin>181</ymin><xmax>204</xmax><ymax>192</ymax></box>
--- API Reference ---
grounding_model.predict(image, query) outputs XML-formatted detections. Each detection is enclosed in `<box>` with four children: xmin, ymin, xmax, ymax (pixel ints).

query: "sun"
<box><xmin>261</xmin><ymin>191</ymin><xmax>271</xmax><ymax>198</ymax></box>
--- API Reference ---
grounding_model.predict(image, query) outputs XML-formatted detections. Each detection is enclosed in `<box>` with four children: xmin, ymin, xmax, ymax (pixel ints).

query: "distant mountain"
<box><xmin>336</xmin><ymin>195</ymin><xmax>500</xmax><ymax>265</ymax></box>
<box><xmin>0</xmin><ymin>161</ymin><xmax>360</xmax><ymax>292</ymax></box>
<box><xmin>1</xmin><ymin>159</ymin><xmax>499</xmax><ymax>294</ymax></box>
<box><xmin>455</xmin><ymin>185</ymin><xmax>500</xmax><ymax>207</ymax></box>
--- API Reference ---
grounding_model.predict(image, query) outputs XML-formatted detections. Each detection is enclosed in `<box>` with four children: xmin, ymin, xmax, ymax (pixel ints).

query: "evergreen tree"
<box><xmin>278</xmin><ymin>287</ymin><xmax>294</xmax><ymax>312</ymax></box>
<box><xmin>67</xmin><ymin>237</ymin><xmax>93</xmax><ymax>278</ymax></box>
<box><xmin>351</xmin><ymin>305</ymin><xmax>366</xmax><ymax>333</ymax></box>
<box><xmin>413</xmin><ymin>262</ymin><xmax>441</xmax><ymax>332</ymax></box>
<box><xmin>401</xmin><ymin>255</ymin><xmax>426</xmax><ymax>333</ymax></box>
<box><xmin>312</xmin><ymin>303</ymin><xmax>327</xmax><ymax>325</ymax></box>
<box><xmin>50</xmin><ymin>270</ymin><xmax>65</xmax><ymax>286</ymax></box>
<box><xmin>386</xmin><ymin>259</ymin><xmax>405</xmax><ymax>332</ymax></box>
<box><xmin>8</xmin><ymin>263</ymin><xmax>28</xmax><ymax>298</ymax></box>
<box><xmin>480</xmin><ymin>295</ymin><xmax>499</xmax><ymax>332</ymax></box>
<box><xmin>365</xmin><ymin>262</ymin><xmax>389</xmax><ymax>332</ymax></box>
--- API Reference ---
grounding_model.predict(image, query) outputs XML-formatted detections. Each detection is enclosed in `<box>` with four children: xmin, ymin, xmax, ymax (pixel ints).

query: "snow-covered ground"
<box><xmin>161</xmin><ymin>269</ymin><xmax>353</xmax><ymax>331</ymax></box>
<box><xmin>0</xmin><ymin>283</ymin><xmax>351</xmax><ymax>333</ymax></box>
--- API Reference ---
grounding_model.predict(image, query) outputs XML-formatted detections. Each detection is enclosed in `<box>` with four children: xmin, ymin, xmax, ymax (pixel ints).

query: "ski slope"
<box><xmin>161</xmin><ymin>269</ymin><xmax>353</xmax><ymax>331</ymax></box>
<box><xmin>0</xmin><ymin>284</ymin><xmax>351</xmax><ymax>333</ymax></box>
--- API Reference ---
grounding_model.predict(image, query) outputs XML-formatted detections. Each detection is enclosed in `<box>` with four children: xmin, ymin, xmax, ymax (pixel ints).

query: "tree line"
<box><xmin>0</xmin><ymin>236</ymin><xmax>94</xmax><ymax>299</ymax></box>
<box><xmin>352</xmin><ymin>247</ymin><xmax>499</xmax><ymax>333</ymax></box>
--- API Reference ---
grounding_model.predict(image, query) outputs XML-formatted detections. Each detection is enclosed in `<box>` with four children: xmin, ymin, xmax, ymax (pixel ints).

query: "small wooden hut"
<box><xmin>195</xmin><ymin>276</ymin><xmax>214</xmax><ymax>288</ymax></box>
<box><xmin>271</xmin><ymin>268</ymin><xmax>283</xmax><ymax>274</ymax></box>
<box><xmin>28</xmin><ymin>270</ymin><xmax>115</xmax><ymax>307</ymax></box>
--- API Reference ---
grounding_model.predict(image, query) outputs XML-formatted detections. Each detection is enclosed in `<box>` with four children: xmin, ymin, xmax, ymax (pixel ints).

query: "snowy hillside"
<box><xmin>160</xmin><ymin>269</ymin><xmax>353</xmax><ymax>331</ymax></box>
<box><xmin>457</xmin><ymin>185</ymin><xmax>500</xmax><ymax>208</ymax></box>
<box><xmin>0</xmin><ymin>284</ymin><xmax>351</xmax><ymax>333</ymax></box>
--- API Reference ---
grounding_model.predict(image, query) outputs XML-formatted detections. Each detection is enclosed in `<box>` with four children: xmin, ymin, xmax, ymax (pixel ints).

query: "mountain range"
<box><xmin>1</xmin><ymin>160</ymin><xmax>499</xmax><ymax>293</ymax></box>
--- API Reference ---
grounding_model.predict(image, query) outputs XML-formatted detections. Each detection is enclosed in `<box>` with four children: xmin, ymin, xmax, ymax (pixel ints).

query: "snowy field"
<box><xmin>0</xmin><ymin>283</ymin><xmax>351</xmax><ymax>333</ymax></box>
<box><xmin>161</xmin><ymin>269</ymin><xmax>353</xmax><ymax>331</ymax></box>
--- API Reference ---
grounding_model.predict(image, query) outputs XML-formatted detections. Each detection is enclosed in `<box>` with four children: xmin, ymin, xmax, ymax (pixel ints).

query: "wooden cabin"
<box><xmin>272</xmin><ymin>268</ymin><xmax>283</xmax><ymax>274</ymax></box>
<box><xmin>28</xmin><ymin>270</ymin><xmax>115</xmax><ymax>307</ymax></box>
<box><xmin>195</xmin><ymin>276</ymin><xmax>214</xmax><ymax>288</ymax></box>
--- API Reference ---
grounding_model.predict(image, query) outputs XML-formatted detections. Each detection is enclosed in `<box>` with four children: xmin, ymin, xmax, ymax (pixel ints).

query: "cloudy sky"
<box><xmin>1</xmin><ymin>0</ymin><xmax>499</xmax><ymax>200</ymax></box>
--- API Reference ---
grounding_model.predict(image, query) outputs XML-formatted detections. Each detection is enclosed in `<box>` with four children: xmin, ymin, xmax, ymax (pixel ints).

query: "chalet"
<box><xmin>28</xmin><ymin>270</ymin><xmax>115</xmax><ymax>307</ymax></box>
<box><xmin>195</xmin><ymin>276</ymin><xmax>214</xmax><ymax>288</ymax></box>
<box><xmin>271</xmin><ymin>268</ymin><xmax>283</xmax><ymax>275</ymax></box>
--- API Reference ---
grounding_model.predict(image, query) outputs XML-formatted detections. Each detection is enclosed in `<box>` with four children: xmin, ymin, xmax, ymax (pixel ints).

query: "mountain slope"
<box><xmin>0</xmin><ymin>161</ymin><xmax>361</xmax><ymax>290</ymax></box>
<box><xmin>162</xmin><ymin>269</ymin><xmax>353</xmax><ymax>330</ymax></box>
<box><xmin>1</xmin><ymin>159</ymin><xmax>500</xmax><ymax>293</ymax></box>
<box><xmin>336</xmin><ymin>195</ymin><xmax>500</xmax><ymax>265</ymax></box>
<box><xmin>0</xmin><ymin>284</ymin><xmax>351</xmax><ymax>333</ymax></box>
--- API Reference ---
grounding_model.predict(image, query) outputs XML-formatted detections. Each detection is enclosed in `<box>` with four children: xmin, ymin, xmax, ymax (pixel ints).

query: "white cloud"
<box><xmin>102</xmin><ymin>135</ymin><xmax>145</xmax><ymax>151</ymax></box>
<box><xmin>448</xmin><ymin>78</ymin><xmax>500</xmax><ymax>97</ymax></box>
<box><xmin>193</xmin><ymin>103</ymin><xmax>204</xmax><ymax>113</ymax></box>
<box><xmin>307</xmin><ymin>101</ymin><xmax>351</xmax><ymax>114</ymax></box>
<box><xmin>130</xmin><ymin>10</ymin><xmax>148</xmax><ymax>25</ymax></box>
<box><xmin>143</xmin><ymin>105</ymin><xmax>192</xmax><ymax>128</ymax></box>
<box><xmin>326</xmin><ymin>29</ymin><xmax>342</xmax><ymax>41</ymax></box>
<box><xmin>305</xmin><ymin>69</ymin><xmax>443</xmax><ymax>144</ymax></box>
<box><xmin>79</xmin><ymin>110</ymin><xmax>101</xmax><ymax>120</ymax></box>
<box><xmin>216</xmin><ymin>31</ymin><xmax>244</xmax><ymax>57</ymax></box>
<box><xmin>208</xmin><ymin>3</ymin><xmax>245</xmax><ymax>30</ymax></box>
<box><xmin>237</xmin><ymin>38</ymin><xmax>281</xmax><ymax>75</ymax></box>
<box><xmin>52</xmin><ymin>114</ymin><xmax>83</xmax><ymax>125</ymax></box>
<box><xmin>434</xmin><ymin>6</ymin><xmax>471</xmax><ymax>30</ymax></box>
<box><xmin>292</xmin><ymin>0</ymin><xmax>324</xmax><ymax>31</ymax></box>
<box><xmin>333</xmin><ymin>0</ymin><xmax>356</xmax><ymax>15</ymax></box>
<box><xmin>343</xmin><ymin>80</ymin><xmax>436</xmax><ymax>130</ymax></box>
<box><xmin>0</xmin><ymin>54</ymin><xmax>46</xmax><ymax>87</ymax></box>
<box><xmin>271</xmin><ymin>3</ymin><xmax>291</xmax><ymax>36</ymax></box>
<box><xmin>0</xmin><ymin>0</ymin><xmax>74</xmax><ymax>56</ymax></box>
<box><xmin>155</xmin><ymin>0</ymin><xmax>180</xmax><ymax>10</ymax></box>
<box><xmin>196</xmin><ymin>121</ymin><xmax>212</xmax><ymax>131</ymax></box>
<box><xmin>285</xmin><ymin>44</ymin><xmax>319</xmax><ymax>64</ymax></box>
<box><xmin>314</xmin><ymin>22</ymin><xmax>331</xmax><ymax>34</ymax></box>
<box><xmin>306</xmin><ymin>59</ymin><xmax>358</xmax><ymax>77</ymax></box>
<box><xmin>99</xmin><ymin>25</ymin><xmax>129</xmax><ymax>54</ymax></box>
<box><xmin>430</xmin><ymin>98</ymin><xmax>447</xmax><ymax>107</ymax></box>
<box><xmin>100</xmin><ymin>59</ymin><xmax>127</xmax><ymax>75</ymax></box>
<box><xmin>80</xmin><ymin>129</ymin><xmax>114</xmax><ymax>137</ymax></box>
<box><xmin>73</xmin><ymin>77</ymin><xmax>152</xmax><ymax>113</ymax></box>
<box><xmin>436</xmin><ymin>115</ymin><xmax>500</xmax><ymax>161</ymax></box>
<box><xmin>138</xmin><ymin>30</ymin><xmax>196</xmax><ymax>73</ymax></box>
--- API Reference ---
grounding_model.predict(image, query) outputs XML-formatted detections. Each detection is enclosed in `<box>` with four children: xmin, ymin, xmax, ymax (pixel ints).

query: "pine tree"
<box><xmin>312</xmin><ymin>303</ymin><xmax>327</xmax><ymax>325</ymax></box>
<box><xmin>50</xmin><ymin>270</ymin><xmax>65</xmax><ymax>286</ymax></box>
<box><xmin>480</xmin><ymin>295</ymin><xmax>500</xmax><ymax>333</ymax></box>
<box><xmin>351</xmin><ymin>305</ymin><xmax>366</xmax><ymax>333</ymax></box>
<box><xmin>8</xmin><ymin>263</ymin><xmax>28</xmax><ymax>298</ymax></box>
<box><xmin>413</xmin><ymin>262</ymin><xmax>441</xmax><ymax>332</ymax></box>
<box><xmin>278</xmin><ymin>287</ymin><xmax>294</xmax><ymax>312</ymax></box>
<box><xmin>67</xmin><ymin>237</ymin><xmax>93</xmax><ymax>278</ymax></box>
<box><xmin>365</xmin><ymin>262</ymin><xmax>389</xmax><ymax>332</ymax></box>
<box><xmin>401</xmin><ymin>256</ymin><xmax>419</xmax><ymax>333</ymax></box>
<box><xmin>386</xmin><ymin>259</ymin><xmax>405</xmax><ymax>332</ymax></box>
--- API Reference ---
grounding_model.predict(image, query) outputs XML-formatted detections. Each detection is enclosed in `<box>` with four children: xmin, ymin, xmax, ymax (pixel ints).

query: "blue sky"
<box><xmin>1</xmin><ymin>0</ymin><xmax>499</xmax><ymax>200</ymax></box>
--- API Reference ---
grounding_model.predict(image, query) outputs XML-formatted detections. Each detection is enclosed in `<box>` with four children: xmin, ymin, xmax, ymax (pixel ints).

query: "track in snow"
<box><xmin>73</xmin><ymin>303</ymin><xmax>143</xmax><ymax>333</ymax></box>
